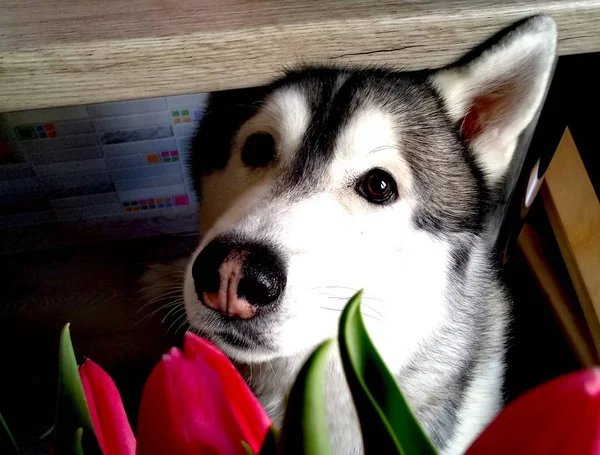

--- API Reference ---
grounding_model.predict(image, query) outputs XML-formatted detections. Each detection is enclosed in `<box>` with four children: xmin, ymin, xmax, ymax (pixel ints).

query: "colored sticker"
<box><xmin>172</xmin><ymin>195</ymin><xmax>189</xmax><ymax>206</ymax></box>
<box><xmin>146</xmin><ymin>153</ymin><xmax>160</xmax><ymax>164</ymax></box>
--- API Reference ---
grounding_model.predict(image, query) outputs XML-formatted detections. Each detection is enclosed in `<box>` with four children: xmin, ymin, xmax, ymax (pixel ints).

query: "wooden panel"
<box><xmin>541</xmin><ymin>128</ymin><xmax>600</xmax><ymax>355</ymax></box>
<box><xmin>518</xmin><ymin>224</ymin><xmax>598</xmax><ymax>367</ymax></box>
<box><xmin>2</xmin><ymin>0</ymin><xmax>600</xmax><ymax>111</ymax></box>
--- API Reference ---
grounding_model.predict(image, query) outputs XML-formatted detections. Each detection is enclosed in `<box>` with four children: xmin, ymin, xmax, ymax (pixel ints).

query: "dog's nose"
<box><xmin>191</xmin><ymin>239</ymin><xmax>286</xmax><ymax>319</ymax></box>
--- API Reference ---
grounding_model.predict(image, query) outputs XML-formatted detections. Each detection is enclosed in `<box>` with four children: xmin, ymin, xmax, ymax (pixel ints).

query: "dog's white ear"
<box><xmin>431</xmin><ymin>16</ymin><xmax>557</xmax><ymax>183</ymax></box>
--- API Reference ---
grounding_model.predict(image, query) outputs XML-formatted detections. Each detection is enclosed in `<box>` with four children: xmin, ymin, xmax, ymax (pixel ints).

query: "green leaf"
<box><xmin>241</xmin><ymin>440</ymin><xmax>254</xmax><ymax>455</ymax></box>
<box><xmin>258</xmin><ymin>426</ymin><xmax>278</xmax><ymax>455</ymax></box>
<box><xmin>73</xmin><ymin>428</ymin><xmax>84</xmax><ymax>455</ymax></box>
<box><xmin>0</xmin><ymin>413</ymin><xmax>20</xmax><ymax>455</ymax></box>
<box><xmin>54</xmin><ymin>324</ymin><xmax>101</xmax><ymax>455</ymax></box>
<box><xmin>279</xmin><ymin>340</ymin><xmax>333</xmax><ymax>455</ymax></box>
<box><xmin>338</xmin><ymin>291</ymin><xmax>437</xmax><ymax>455</ymax></box>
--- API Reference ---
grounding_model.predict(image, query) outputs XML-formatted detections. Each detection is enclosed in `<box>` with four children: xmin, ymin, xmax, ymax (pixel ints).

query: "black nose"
<box><xmin>192</xmin><ymin>238</ymin><xmax>287</xmax><ymax>308</ymax></box>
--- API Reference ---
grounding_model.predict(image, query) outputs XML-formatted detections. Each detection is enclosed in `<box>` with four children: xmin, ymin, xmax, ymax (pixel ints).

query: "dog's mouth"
<box><xmin>214</xmin><ymin>329</ymin><xmax>265</xmax><ymax>351</ymax></box>
<box><xmin>194</xmin><ymin>315</ymin><xmax>276</xmax><ymax>356</ymax></box>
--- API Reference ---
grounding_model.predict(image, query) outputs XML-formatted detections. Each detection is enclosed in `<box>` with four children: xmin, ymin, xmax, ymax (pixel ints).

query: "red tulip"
<box><xmin>136</xmin><ymin>332</ymin><xmax>271</xmax><ymax>455</ymax></box>
<box><xmin>79</xmin><ymin>359</ymin><xmax>136</xmax><ymax>455</ymax></box>
<box><xmin>467</xmin><ymin>368</ymin><xmax>600</xmax><ymax>454</ymax></box>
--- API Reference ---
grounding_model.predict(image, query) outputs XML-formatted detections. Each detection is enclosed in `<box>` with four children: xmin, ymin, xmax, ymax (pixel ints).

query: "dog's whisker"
<box><xmin>161</xmin><ymin>301</ymin><xmax>186</xmax><ymax>323</ymax></box>
<box><xmin>135</xmin><ymin>289</ymin><xmax>183</xmax><ymax>302</ymax></box>
<box><xmin>139</xmin><ymin>289</ymin><xmax>183</xmax><ymax>306</ymax></box>
<box><xmin>268</xmin><ymin>361</ymin><xmax>281</xmax><ymax>395</ymax></box>
<box><xmin>138</xmin><ymin>289</ymin><xmax>183</xmax><ymax>312</ymax></box>
<box><xmin>175</xmin><ymin>317</ymin><xmax>190</xmax><ymax>336</ymax></box>
<box><xmin>318</xmin><ymin>293</ymin><xmax>384</xmax><ymax>305</ymax></box>
<box><xmin>136</xmin><ymin>283</ymin><xmax>184</xmax><ymax>294</ymax></box>
<box><xmin>136</xmin><ymin>302</ymin><xmax>178</xmax><ymax>323</ymax></box>
<box><xmin>310</xmin><ymin>286</ymin><xmax>384</xmax><ymax>302</ymax></box>
<box><xmin>318</xmin><ymin>294</ymin><xmax>385</xmax><ymax>316</ymax></box>
<box><xmin>136</xmin><ymin>294</ymin><xmax>183</xmax><ymax>315</ymax></box>
<box><xmin>166</xmin><ymin>310</ymin><xmax>188</xmax><ymax>336</ymax></box>
<box><xmin>319</xmin><ymin>306</ymin><xmax>380</xmax><ymax>321</ymax></box>
<box><xmin>136</xmin><ymin>300</ymin><xmax>183</xmax><ymax>324</ymax></box>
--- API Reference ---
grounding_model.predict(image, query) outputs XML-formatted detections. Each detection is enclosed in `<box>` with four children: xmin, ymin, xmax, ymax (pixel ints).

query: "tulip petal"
<box><xmin>137</xmin><ymin>335</ymin><xmax>271</xmax><ymax>455</ymax></box>
<box><xmin>466</xmin><ymin>368</ymin><xmax>600</xmax><ymax>455</ymax></box>
<box><xmin>183</xmin><ymin>333</ymin><xmax>272</xmax><ymax>446</ymax></box>
<box><xmin>79</xmin><ymin>359</ymin><xmax>136</xmax><ymax>455</ymax></box>
<box><xmin>80</xmin><ymin>368</ymin><xmax>104</xmax><ymax>452</ymax></box>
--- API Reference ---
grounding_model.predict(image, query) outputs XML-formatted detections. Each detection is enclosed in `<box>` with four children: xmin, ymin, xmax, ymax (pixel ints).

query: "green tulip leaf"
<box><xmin>0</xmin><ymin>413</ymin><xmax>20</xmax><ymax>455</ymax></box>
<box><xmin>338</xmin><ymin>291</ymin><xmax>437</xmax><ymax>455</ymax></box>
<box><xmin>55</xmin><ymin>324</ymin><xmax>101</xmax><ymax>455</ymax></box>
<box><xmin>279</xmin><ymin>340</ymin><xmax>333</xmax><ymax>455</ymax></box>
<box><xmin>241</xmin><ymin>440</ymin><xmax>253</xmax><ymax>455</ymax></box>
<box><xmin>73</xmin><ymin>428</ymin><xmax>84</xmax><ymax>455</ymax></box>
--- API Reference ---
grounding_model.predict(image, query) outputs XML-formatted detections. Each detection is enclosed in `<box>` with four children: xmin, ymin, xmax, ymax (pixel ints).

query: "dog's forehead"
<box><xmin>257</xmin><ymin>70</ymin><xmax>488</xmax><ymax>234</ymax></box>
<box><xmin>262</xmin><ymin>74</ymin><xmax>405</xmax><ymax>187</ymax></box>
<box><xmin>266</xmin><ymin>85</ymin><xmax>397</xmax><ymax>156</ymax></box>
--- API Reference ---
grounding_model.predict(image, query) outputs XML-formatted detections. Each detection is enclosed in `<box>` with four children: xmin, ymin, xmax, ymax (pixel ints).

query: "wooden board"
<box><xmin>541</xmin><ymin>128</ymin><xmax>600</xmax><ymax>356</ymax></box>
<box><xmin>518</xmin><ymin>224</ymin><xmax>598</xmax><ymax>367</ymax></box>
<box><xmin>2</xmin><ymin>0</ymin><xmax>600</xmax><ymax>112</ymax></box>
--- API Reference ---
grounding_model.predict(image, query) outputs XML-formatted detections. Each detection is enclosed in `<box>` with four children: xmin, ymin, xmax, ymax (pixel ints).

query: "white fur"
<box><xmin>185</xmin><ymin>100</ymin><xmax>450</xmax><ymax>370</ymax></box>
<box><xmin>432</xmin><ymin>16</ymin><xmax>557</xmax><ymax>183</ymax></box>
<box><xmin>177</xmin><ymin>16</ymin><xmax>557</xmax><ymax>455</ymax></box>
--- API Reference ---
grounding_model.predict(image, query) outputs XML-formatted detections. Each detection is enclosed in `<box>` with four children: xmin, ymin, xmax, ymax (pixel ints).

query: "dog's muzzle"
<box><xmin>192</xmin><ymin>238</ymin><xmax>286</xmax><ymax>319</ymax></box>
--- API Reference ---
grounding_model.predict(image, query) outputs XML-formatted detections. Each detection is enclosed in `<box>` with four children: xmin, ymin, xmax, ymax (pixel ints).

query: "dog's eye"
<box><xmin>241</xmin><ymin>133</ymin><xmax>276</xmax><ymax>167</ymax></box>
<box><xmin>357</xmin><ymin>168</ymin><xmax>398</xmax><ymax>205</ymax></box>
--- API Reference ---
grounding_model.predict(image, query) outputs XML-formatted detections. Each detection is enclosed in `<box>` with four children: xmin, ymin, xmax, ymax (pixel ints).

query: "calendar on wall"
<box><xmin>0</xmin><ymin>94</ymin><xmax>208</xmax><ymax>250</ymax></box>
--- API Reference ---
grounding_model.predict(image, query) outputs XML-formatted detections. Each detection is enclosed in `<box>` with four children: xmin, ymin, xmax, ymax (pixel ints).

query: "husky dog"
<box><xmin>177</xmin><ymin>16</ymin><xmax>556</xmax><ymax>454</ymax></box>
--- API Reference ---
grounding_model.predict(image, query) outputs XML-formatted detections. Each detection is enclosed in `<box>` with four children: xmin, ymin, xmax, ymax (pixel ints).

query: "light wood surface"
<box><xmin>541</xmin><ymin>128</ymin><xmax>600</xmax><ymax>356</ymax></box>
<box><xmin>2</xmin><ymin>0</ymin><xmax>600</xmax><ymax>112</ymax></box>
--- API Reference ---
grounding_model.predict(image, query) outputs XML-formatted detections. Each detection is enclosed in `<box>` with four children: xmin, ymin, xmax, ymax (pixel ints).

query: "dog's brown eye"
<box><xmin>241</xmin><ymin>133</ymin><xmax>276</xmax><ymax>167</ymax></box>
<box><xmin>357</xmin><ymin>168</ymin><xmax>398</xmax><ymax>205</ymax></box>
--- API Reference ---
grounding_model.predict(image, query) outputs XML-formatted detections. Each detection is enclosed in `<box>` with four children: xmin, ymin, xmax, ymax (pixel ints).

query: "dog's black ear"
<box><xmin>431</xmin><ymin>16</ymin><xmax>557</xmax><ymax>184</ymax></box>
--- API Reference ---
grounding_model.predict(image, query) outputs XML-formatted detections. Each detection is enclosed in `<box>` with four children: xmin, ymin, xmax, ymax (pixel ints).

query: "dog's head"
<box><xmin>182</xmin><ymin>17</ymin><xmax>556</xmax><ymax>367</ymax></box>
